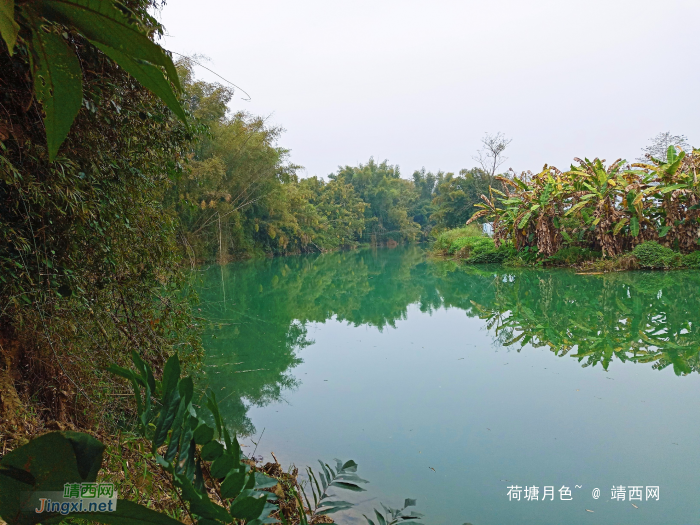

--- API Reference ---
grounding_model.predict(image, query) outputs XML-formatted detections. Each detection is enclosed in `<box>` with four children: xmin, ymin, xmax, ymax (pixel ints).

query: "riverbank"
<box><xmin>431</xmin><ymin>225</ymin><xmax>700</xmax><ymax>271</ymax></box>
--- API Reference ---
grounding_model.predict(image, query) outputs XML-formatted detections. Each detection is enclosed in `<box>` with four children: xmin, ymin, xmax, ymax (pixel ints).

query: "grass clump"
<box><xmin>433</xmin><ymin>224</ymin><xmax>485</xmax><ymax>254</ymax></box>
<box><xmin>466</xmin><ymin>243</ymin><xmax>516</xmax><ymax>264</ymax></box>
<box><xmin>453</xmin><ymin>236</ymin><xmax>494</xmax><ymax>257</ymax></box>
<box><xmin>633</xmin><ymin>241</ymin><xmax>682</xmax><ymax>269</ymax></box>
<box><xmin>683</xmin><ymin>251</ymin><xmax>700</xmax><ymax>268</ymax></box>
<box><xmin>546</xmin><ymin>246</ymin><xmax>601</xmax><ymax>266</ymax></box>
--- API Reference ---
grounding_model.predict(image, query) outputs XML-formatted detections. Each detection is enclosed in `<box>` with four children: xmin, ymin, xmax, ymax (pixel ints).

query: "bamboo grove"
<box><xmin>468</xmin><ymin>146</ymin><xmax>700</xmax><ymax>257</ymax></box>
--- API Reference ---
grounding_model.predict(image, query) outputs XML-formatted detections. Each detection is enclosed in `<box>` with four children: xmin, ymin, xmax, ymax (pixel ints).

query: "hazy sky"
<box><xmin>160</xmin><ymin>0</ymin><xmax>700</xmax><ymax>179</ymax></box>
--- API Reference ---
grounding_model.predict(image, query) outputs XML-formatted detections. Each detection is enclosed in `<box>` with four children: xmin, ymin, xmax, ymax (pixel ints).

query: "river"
<box><xmin>196</xmin><ymin>245</ymin><xmax>700</xmax><ymax>525</ymax></box>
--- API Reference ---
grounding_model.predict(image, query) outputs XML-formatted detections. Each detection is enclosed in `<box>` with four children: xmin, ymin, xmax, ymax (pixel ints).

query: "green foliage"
<box><xmin>633</xmin><ymin>241</ymin><xmax>682</xmax><ymax>269</ymax></box>
<box><xmin>1</xmin><ymin>0</ymin><xmax>185</xmax><ymax>160</ymax></box>
<box><xmin>332</xmin><ymin>158</ymin><xmax>421</xmax><ymax>244</ymax></box>
<box><xmin>109</xmin><ymin>352</ymin><xmax>278</xmax><ymax>524</ymax></box>
<box><xmin>545</xmin><ymin>247</ymin><xmax>601</xmax><ymax>266</ymax></box>
<box><xmin>431</xmin><ymin>168</ymin><xmax>502</xmax><ymax>229</ymax></box>
<box><xmin>432</xmin><ymin>225</ymin><xmax>484</xmax><ymax>254</ymax></box>
<box><xmin>364</xmin><ymin>498</ymin><xmax>424</xmax><ymax>525</ymax></box>
<box><xmin>291</xmin><ymin>459</ymin><xmax>367</xmax><ymax>521</ymax></box>
<box><xmin>0</xmin><ymin>431</ymin><xmax>182</xmax><ymax>525</ymax></box>
<box><xmin>1</xmin><ymin>10</ymin><xmax>200</xmax><ymax>428</ymax></box>
<box><xmin>471</xmin><ymin>150</ymin><xmax>700</xmax><ymax>259</ymax></box>
<box><xmin>171</xmin><ymin>62</ymin><xmax>368</xmax><ymax>259</ymax></box>
<box><xmin>683</xmin><ymin>250</ymin><xmax>700</xmax><ymax>268</ymax></box>
<box><xmin>450</xmin><ymin>236</ymin><xmax>493</xmax><ymax>256</ymax></box>
<box><xmin>466</xmin><ymin>243</ymin><xmax>516</xmax><ymax>264</ymax></box>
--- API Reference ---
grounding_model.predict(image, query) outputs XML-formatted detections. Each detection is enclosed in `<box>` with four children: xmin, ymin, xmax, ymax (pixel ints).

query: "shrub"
<box><xmin>467</xmin><ymin>244</ymin><xmax>516</xmax><ymax>264</ymax></box>
<box><xmin>452</xmin><ymin>236</ymin><xmax>494</xmax><ymax>256</ymax></box>
<box><xmin>633</xmin><ymin>242</ymin><xmax>682</xmax><ymax>269</ymax></box>
<box><xmin>683</xmin><ymin>251</ymin><xmax>700</xmax><ymax>269</ymax></box>
<box><xmin>433</xmin><ymin>225</ymin><xmax>485</xmax><ymax>253</ymax></box>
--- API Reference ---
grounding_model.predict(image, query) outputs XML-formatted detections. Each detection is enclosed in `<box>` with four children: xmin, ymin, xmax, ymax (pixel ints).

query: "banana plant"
<box><xmin>0</xmin><ymin>0</ymin><xmax>186</xmax><ymax>160</ymax></box>
<box><xmin>108</xmin><ymin>352</ymin><xmax>279</xmax><ymax>524</ymax></box>
<box><xmin>632</xmin><ymin>145</ymin><xmax>700</xmax><ymax>249</ymax></box>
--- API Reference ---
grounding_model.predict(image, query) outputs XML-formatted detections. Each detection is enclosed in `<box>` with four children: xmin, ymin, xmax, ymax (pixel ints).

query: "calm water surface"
<box><xmin>196</xmin><ymin>246</ymin><xmax>700</xmax><ymax>525</ymax></box>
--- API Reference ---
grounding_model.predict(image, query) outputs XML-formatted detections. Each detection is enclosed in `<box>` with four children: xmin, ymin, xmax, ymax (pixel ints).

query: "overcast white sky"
<box><xmin>160</xmin><ymin>0</ymin><xmax>700</xmax><ymax>179</ymax></box>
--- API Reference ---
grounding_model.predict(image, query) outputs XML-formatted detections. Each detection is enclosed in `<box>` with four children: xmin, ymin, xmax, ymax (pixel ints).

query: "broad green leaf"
<box><xmin>201</xmin><ymin>440</ymin><xmax>225</xmax><ymax>461</ymax></box>
<box><xmin>27</xmin><ymin>17</ymin><xmax>83</xmax><ymax>161</ymax></box>
<box><xmin>106</xmin><ymin>364</ymin><xmax>139</xmax><ymax>384</ymax></box>
<box><xmin>517</xmin><ymin>211</ymin><xmax>532</xmax><ymax>229</ymax></box>
<box><xmin>178</xmin><ymin>377</ymin><xmax>193</xmax><ymax>404</ymax></box>
<box><xmin>160</xmin><ymin>354</ymin><xmax>180</xmax><ymax>396</ymax></box>
<box><xmin>193</xmin><ymin>422</ymin><xmax>214</xmax><ymax>445</ymax></box>
<box><xmin>335</xmin><ymin>473</ymin><xmax>369</xmax><ymax>483</ymax></box>
<box><xmin>164</xmin><ymin>397</ymin><xmax>189</xmax><ymax>463</ymax></box>
<box><xmin>206</xmin><ymin>391</ymin><xmax>223</xmax><ymax>438</ymax></box>
<box><xmin>63</xmin><ymin>432</ymin><xmax>104</xmax><ymax>480</ymax></box>
<box><xmin>340</xmin><ymin>459</ymin><xmax>358</xmax><ymax>472</ymax></box>
<box><xmin>174</xmin><ymin>473</ymin><xmax>231</xmax><ymax>522</ymax></box>
<box><xmin>658</xmin><ymin>225</ymin><xmax>672</xmax><ymax>238</ymax></box>
<box><xmin>318</xmin><ymin>505</ymin><xmax>354</xmax><ymax>514</ymax></box>
<box><xmin>230</xmin><ymin>493</ymin><xmax>268</xmax><ymax>520</ymax></box>
<box><xmin>37</xmin><ymin>0</ymin><xmax>181</xmax><ymax>92</ymax></box>
<box><xmin>630</xmin><ymin>216</ymin><xmax>639</xmax><ymax>237</ymax></box>
<box><xmin>0</xmin><ymin>432</ymin><xmax>103</xmax><ymax>525</ymax></box>
<box><xmin>612</xmin><ymin>218</ymin><xmax>628</xmax><ymax>236</ymax></box>
<box><xmin>0</xmin><ymin>0</ymin><xmax>19</xmax><ymax>55</ymax></box>
<box><xmin>666</xmin><ymin>144</ymin><xmax>677</xmax><ymax>163</ymax></box>
<box><xmin>318</xmin><ymin>500</ymin><xmax>353</xmax><ymax>509</ymax></box>
<box><xmin>93</xmin><ymin>43</ymin><xmax>186</xmax><ymax>123</ymax></box>
<box><xmin>404</xmin><ymin>499</ymin><xmax>417</xmax><ymax>508</ymax></box>
<box><xmin>253</xmin><ymin>472</ymin><xmax>279</xmax><ymax>489</ymax></box>
<box><xmin>329</xmin><ymin>481</ymin><xmax>366</xmax><ymax>492</ymax></box>
<box><xmin>374</xmin><ymin>509</ymin><xmax>387</xmax><ymax>525</ymax></box>
<box><xmin>80</xmin><ymin>499</ymin><xmax>184</xmax><ymax>525</ymax></box>
<box><xmin>153</xmin><ymin>387</ymin><xmax>181</xmax><ymax>449</ymax></box>
<box><xmin>220</xmin><ymin>468</ymin><xmax>246</xmax><ymax>499</ymax></box>
<box><xmin>210</xmin><ymin>453</ymin><xmax>237</xmax><ymax>480</ymax></box>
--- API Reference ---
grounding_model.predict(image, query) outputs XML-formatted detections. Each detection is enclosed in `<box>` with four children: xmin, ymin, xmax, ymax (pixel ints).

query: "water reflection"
<box><xmin>196</xmin><ymin>246</ymin><xmax>700</xmax><ymax>434</ymax></box>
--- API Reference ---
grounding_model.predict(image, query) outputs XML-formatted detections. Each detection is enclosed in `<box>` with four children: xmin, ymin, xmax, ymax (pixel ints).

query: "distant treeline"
<box><xmin>169</xmin><ymin>61</ymin><xmax>502</xmax><ymax>261</ymax></box>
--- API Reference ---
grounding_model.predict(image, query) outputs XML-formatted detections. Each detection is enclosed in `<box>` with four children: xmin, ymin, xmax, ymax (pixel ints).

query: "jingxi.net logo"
<box><xmin>24</xmin><ymin>483</ymin><xmax>117</xmax><ymax>515</ymax></box>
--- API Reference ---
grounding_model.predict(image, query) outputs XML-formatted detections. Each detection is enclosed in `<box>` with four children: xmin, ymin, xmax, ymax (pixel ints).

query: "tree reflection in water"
<box><xmin>195</xmin><ymin>246</ymin><xmax>700</xmax><ymax>435</ymax></box>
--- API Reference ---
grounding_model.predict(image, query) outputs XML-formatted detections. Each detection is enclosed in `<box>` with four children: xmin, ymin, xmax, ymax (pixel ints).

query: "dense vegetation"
<box><xmin>1</xmin><ymin>0</ymin><xmax>201</xmax><ymax>435</ymax></box>
<box><xmin>433</xmin><ymin>146</ymin><xmax>700</xmax><ymax>270</ymax></box>
<box><xmin>2</xmin><ymin>0</ymin><xmax>698</xmax><ymax>522</ymax></box>
<box><xmin>169</xmin><ymin>67</ymin><xmax>501</xmax><ymax>261</ymax></box>
<box><xmin>470</xmin><ymin>148</ymin><xmax>699</xmax><ymax>261</ymax></box>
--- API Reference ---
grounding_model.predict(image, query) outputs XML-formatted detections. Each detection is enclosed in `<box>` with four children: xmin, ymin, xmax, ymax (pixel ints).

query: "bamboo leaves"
<box><xmin>0</xmin><ymin>0</ymin><xmax>18</xmax><ymax>53</ymax></box>
<box><xmin>92</xmin><ymin>43</ymin><xmax>187</xmax><ymax>123</ymax></box>
<box><xmin>26</xmin><ymin>16</ymin><xmax>83</xmax><ymax>162</ymax></box>
<box><xmin>1</xmin><ymin>0</ymin><xmax>186</xmax><ymax>160</ymax></box>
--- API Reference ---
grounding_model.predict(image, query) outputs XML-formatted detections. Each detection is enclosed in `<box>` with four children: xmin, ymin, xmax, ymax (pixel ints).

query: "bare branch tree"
<box><xmin>637</xmin><ymin>131</ymin><xmax>691</xmax><ymax>162</ymax></box>
<box><xmin>473</xmin><ymin>132</ymin><xmax>512</xmax><ymax>177</ymax></box>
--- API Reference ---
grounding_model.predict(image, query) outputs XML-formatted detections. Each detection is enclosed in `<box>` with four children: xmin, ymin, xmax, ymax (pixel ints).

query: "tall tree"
<box><xmin>473</xmin><ymin>132</ymin><xmax>512</xmax><ymax>177</ymax></box>
<box><xmin>638</xmin><ymin>131</ymin><xmax>691</xmax><ymax>162</ymax></box>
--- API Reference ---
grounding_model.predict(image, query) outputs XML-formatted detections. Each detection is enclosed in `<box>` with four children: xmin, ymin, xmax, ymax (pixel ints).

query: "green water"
<box><xmin>197</xmin><ymin>246</ymin><xmax>700</xmax><ymax>525</ymax></box>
